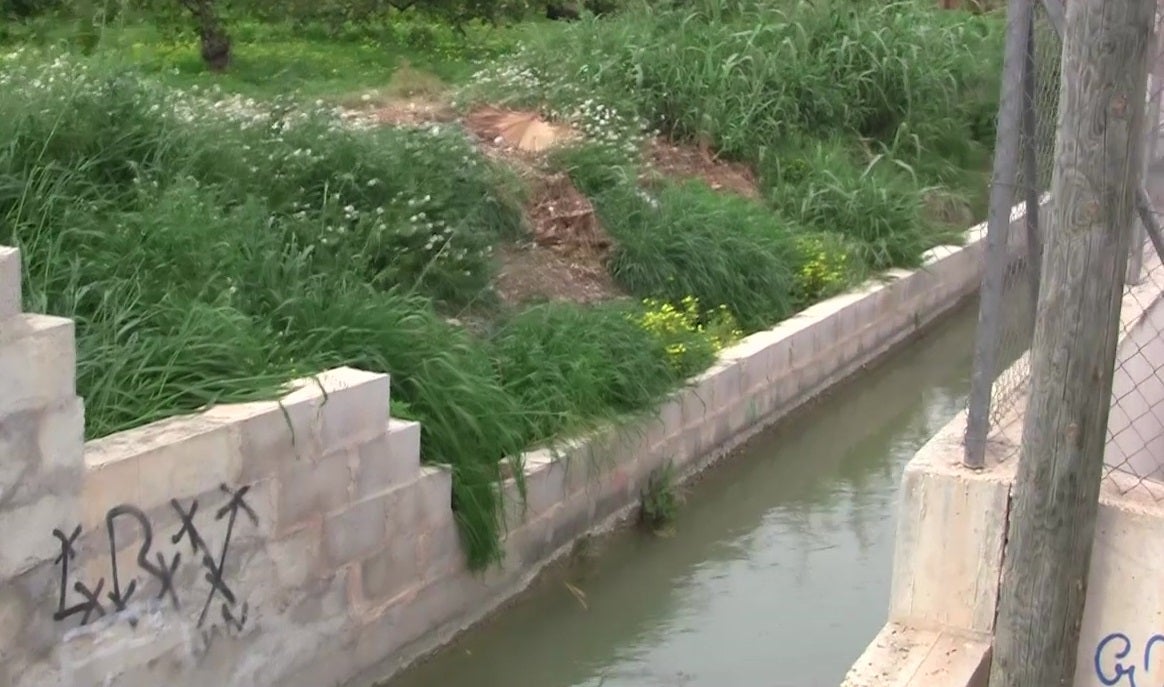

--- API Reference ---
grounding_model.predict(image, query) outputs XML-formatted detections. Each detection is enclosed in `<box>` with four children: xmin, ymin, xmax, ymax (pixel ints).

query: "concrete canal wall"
<box><xmin>0</xmin><ymin>202</ymin><xmax>1031</xmax><ymax>687</ymax></box>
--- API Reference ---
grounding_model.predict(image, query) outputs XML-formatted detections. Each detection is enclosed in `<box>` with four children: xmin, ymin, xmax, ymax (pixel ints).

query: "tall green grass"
<box><xmin>494</xmin><ymin>0</ymin><xmax>1002</xmax><ymax>166</ymax></box>
<box><xmin>469</xmin><ymin>0</ymin><xmax>1003</xmax><ymax>274</ymax></box>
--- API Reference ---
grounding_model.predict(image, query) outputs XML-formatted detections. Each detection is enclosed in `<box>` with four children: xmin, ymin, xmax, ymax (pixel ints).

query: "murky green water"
<box><xmin>384</xmin><ymin>300</ymin><xmax>983</xmax><ymax>687</ymax></box>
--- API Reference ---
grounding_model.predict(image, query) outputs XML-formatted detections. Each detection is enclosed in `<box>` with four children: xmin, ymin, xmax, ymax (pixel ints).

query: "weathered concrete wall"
<box><xmin>0</xmin><ymin>202</ymin><xmax>1023</xmax><ymax>687</ymax></box>
<box><xmin>844</xmin><ymin>245</ymin><xmax>1164</xmax><ymax>687</ymax></box>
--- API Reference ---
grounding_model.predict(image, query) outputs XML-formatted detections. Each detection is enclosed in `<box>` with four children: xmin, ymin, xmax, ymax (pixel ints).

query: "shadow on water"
<box><xmin>381</xmin><ymin>297</ymin><xmax>1009</xmax><ymax>687</ymax></box>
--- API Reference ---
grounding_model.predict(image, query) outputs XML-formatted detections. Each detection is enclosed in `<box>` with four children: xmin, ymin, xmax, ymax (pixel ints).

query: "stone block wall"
<box><xmin>0</xmin><ymin>201</ymin><xmax>1024</xmax><ymax>687</ymax></box>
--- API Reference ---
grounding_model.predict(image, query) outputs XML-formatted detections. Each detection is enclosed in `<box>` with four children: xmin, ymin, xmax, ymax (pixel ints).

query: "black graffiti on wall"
<box><xmin>50</xmin><ymin>483</ymin><xmax>258</xmax><ymax>641</ymax></box>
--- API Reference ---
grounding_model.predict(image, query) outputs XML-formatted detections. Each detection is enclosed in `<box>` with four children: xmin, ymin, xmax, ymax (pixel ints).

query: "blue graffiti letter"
<box><xmin>1095</xmin><ymin>632</ymin><xmax>1137</xmax><ymax>687</ymax></box>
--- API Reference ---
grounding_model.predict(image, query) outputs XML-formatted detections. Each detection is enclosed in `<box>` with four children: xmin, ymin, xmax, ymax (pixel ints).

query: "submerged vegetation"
<box><xmin>0</xmin><ymin>0</ymin><xmax>1003</xmax><ymax>567</ymax></box>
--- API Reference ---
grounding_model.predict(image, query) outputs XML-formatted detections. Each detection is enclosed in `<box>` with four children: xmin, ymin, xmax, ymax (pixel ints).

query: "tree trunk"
<box><xmin>988</xmin><ymin>0</ymin><xmax>1154</xmax><ymax>683</ymax></box>
<box><xmin>179</xmin><ymin>0</ymin><xmax>231</xmax><ymax>73</ymax></box>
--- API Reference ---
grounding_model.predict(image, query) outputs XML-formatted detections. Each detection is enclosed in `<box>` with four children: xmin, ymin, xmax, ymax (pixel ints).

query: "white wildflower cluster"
<box><xmin>464</xmin><ymin>54</ymin><xmax>651</xmax><ymax>159</ymax></box>
<box><xmin>0</xmin><ymin>52</ymin><xmax>99</xmax><ymax>94</ymax></box>
<box><xmin>1</xmin><ymin>50</ymin><xmax>503</xmax><ymax>293</ymax></box>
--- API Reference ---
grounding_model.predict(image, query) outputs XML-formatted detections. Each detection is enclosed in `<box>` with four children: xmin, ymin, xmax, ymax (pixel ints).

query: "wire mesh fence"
<box><xmin>1103</xmin><ymin>196</ymin><xmax>1164</xmax><ymax>498</ymax></box>
<box><xmin>962</xmin><ymin>1</ymin><xmax>1062</xmax><ymax>465</ymax></box>
<box><xmin>1103</xmin><ymin>0</ymin><xmax>1164</xmax><ymax>494</ymax></box>
<box><xmin>964</xmin><ymin>0</ymin><xmax>1164</xmax><ymax>469</ymax></box>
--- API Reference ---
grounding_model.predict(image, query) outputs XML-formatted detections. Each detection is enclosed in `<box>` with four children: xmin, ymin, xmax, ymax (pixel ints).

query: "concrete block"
<box><xmin>0</xmin><ymin>246</ymin><xmax>20</xmax><ymax>321</ymax></box>
<box><xmin>640</xmin><ymin>396</ymin><xmax>683</xmax><ymax>452</ymax></box>
<box><xmin>547</xmin><ymin>438</ymin><xmax>608</xmax><ymax>496</ymax></box>
<box><xmin>0</xmin><ymin>406</ymin><xmax>42</xmax><ymax>507</ymax></box>
<box><xmin>418</xmin><ymin>519</ymin><xmax>464</xmax><ymax>582</ymax></box>
<box><xmin>720</xmin><ymin>332</ymin><xmax>780</xmax><ymax>394</ymax></box>
<box><xmin>495</xmin><ymin>475</ymin><xmax>527</xmax><ymax>530</ymax></box>
<box><xmin>591</xmin><ymin>465</ymin><xmax>634</xmax><ymax>524</ymax></box>
<box><xmin>810</xmin><ymin>308</ymin><xmax>841</xmax><ymax>359</ymax></box>
<box><xmin>841</xmin><ymin>623</ymin><xmax>992</xmax><ymax>687</ymax></box>
<box><xmin>0</xmin><ymin>575</ymin><xmax>34</xmax><ymax>653</ymax></box>
<box><xmin>355</xmin><ymin>419</ymin><xmax>421</xmax><ymax>500</ymax></box>
<box><xmin>501</xmin><ymin>518</ymin><xmax>555</xmax><ymax>569</ymax></box>
<box><xmin>522</xmin><ymin>453</ymin><xmax>568</xmax><ymax>517</ymax></box>
<box><xmin>322</xmin><ymin>494</ymin><xmax>388</xmax><ymax>568</ymax></box>
<box><xmin>0</xmin><ymin>314</ymin><xmax>75</xmax><ymax>418</ymax></box>
<box><xmin>888</xmin><ymin>418</ymin><xmax>1013</xmax><ymax>634</ymax></box>
<box><xmin>682</xmin><ymin>363</ymin><xmax>740</xmax><ymax>424</ymax></box>
<box><xmin>393</xmin><ymin>572</ymin><xmax>484</xmax><ymax>648</ymax></box>
<box><xmin>266</xmin><ymin>524</ymin><xmax>322</xmax><ymax>590</ymax></box>
<box><xmin>546</xmin><ymin>488</ymin><xmax>597</xmax><ymax>547</ymax></box>
<box><xmin>786</xmin><ymin>318</ymin><xmax>818</xmax><ymax>369</ymax></box>
<box><xmin>205</xmin><ymin>391</ymin><xmax>324</xmax><ymax>482</ymax></box>
<box><xmin>0</xmin><ymin>492</ymin><xmax>78</xmax><ymax>578</ymax></box>
<box><xmin>80</xmin><ymin>451</ymin><xmax>141</xmax><ymax>532</ymax></box>
<box><xmin>413</xmin><ymin>466</ymin><xmax>452</xmax><ymax>530</ymax></box>
<box><xmin>360</xmin><ymin>537</ymin><xmax>419</xmax><ymax>602</ymax></box>
<box><xmin>2</xmin><ymin>560</ymin><xmax>58</xmax><ymax>663</ymax></box>
<box><xmin>142</xmin><ymin>479</ymin><xmax>275</xmax><ymax>557</ymax></box>
<box><xmin>37</xmin><ymin>395</ymin><xmax>84</xmax><ymax>471</ymax></box>
<box><xmin>276</xmin><ymin>447</ymin><xmax>352</xmax><ymax>532</ymax></box>
<box><xmin>674</xmin><ymin>423</ymin><xmax>710</xmax><ymax>468</ymax></box>
<box><xmin>59</xmin><ymin>611</ymin><xmax>192</xmax><ymax>687</ymax></box>
<box><xmin>1075</xmin><ymin>492</ymin><xmax>1164</xmax><ymax>684</ymax></box>
<box><xmin>708</xmin><ymin>357</ymin><xmax>746</xmax><ymax>409</ymax></box>
<box><xmin>315</xmin><ymin>367</ymin><xmax>391</xmax><ymax>452</ymax></box>
<box><xmin>84</xmin><ymin>414</ymin><xmax>241</xmax><ymax>515</ymax></box>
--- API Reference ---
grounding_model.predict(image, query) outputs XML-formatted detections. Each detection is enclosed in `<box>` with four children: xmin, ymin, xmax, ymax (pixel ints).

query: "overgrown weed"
<box><xmin>640</xmin><ymin>460</ymin><xmax>681</xmax><ymax>533</ymax></box>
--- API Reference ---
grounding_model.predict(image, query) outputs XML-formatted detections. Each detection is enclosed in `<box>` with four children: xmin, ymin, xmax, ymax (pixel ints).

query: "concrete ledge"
<box><xmin>841</xmin><ymin>623</ymin><xmax>991</xmax><ymax>687</ymax></box>
<box><xmin>82</xmin><ymin>366</ymin><xmax>392</xmax><ymax>520</ymax></box>
<box><xmin>0</xmin><ymin>246</ymin><xmax>19</xmax><ymax>321</ymax></box>
<box><xmin>0</xmin><ymin>313</ymin><xmax>77</xmax><ymax>418</ymax></box>
<box><xmin>888</xmin><ymin>409</ymin><xmax>1016</xmax><ymax>635</ymax></box>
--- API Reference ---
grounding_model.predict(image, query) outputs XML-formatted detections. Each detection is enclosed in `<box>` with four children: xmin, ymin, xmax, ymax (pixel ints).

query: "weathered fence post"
<box><xmin>988</xmin><ymin>0</ymin><xmax>1154</xmax><ymax>681</ymax></box>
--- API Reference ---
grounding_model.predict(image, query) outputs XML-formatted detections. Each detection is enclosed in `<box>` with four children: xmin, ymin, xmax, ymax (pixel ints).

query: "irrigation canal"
<box><xmin>379</xmin><ymin>297</ymin><xmax>992</xmax><ymax>687</ymax></box>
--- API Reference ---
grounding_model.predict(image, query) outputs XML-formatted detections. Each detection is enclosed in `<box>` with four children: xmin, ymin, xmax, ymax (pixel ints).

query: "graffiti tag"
<box><xmin>1095</xmin><ymin>632</ymin><xmax>1164</xmax><ymax>686</ymax></box>
<box><xmin>49</xmin><ymin>483</ymin><xmax>258</xmax><ymax>648</ymax></box>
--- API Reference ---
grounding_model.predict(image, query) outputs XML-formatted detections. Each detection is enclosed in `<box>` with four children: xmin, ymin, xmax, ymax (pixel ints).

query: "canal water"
<box><xmin>383</xmin><ymin>299</ymin><xmax>985</xmax><ymax>687</ymax></box>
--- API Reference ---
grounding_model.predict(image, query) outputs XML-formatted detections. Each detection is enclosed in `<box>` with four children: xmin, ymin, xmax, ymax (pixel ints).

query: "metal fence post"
<box><xmin>964</xmin><ymin>0</ymin><xmax>1033</xmax><ymax>469</ymax></box>
<box><xmin>1021</xmin><ymin>12</ymin><xmax>1043</xmax><ymax>305</ymax></box>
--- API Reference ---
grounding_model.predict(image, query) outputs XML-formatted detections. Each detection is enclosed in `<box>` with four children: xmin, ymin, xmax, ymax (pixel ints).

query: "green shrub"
<box><xmin>547</xmin><ymin>141</ymin><xmax>638</xmax><ymax>197</ymax></box>
<box><xmin>488</xmin><ymin>301</ymin><xmax>692</xmax><ymax>442</ymax></box>
<box><xmin>635</xmin><ymin>296</ymin><xmax>743</xmax><ymax>374</ymax></box>
<box><xmin>763</xmin><ymin>139</ymin><xmax>935</xmax><ymax>270</ymax></box>
<box><xmin>595</xmin><ymin>181</ymin><xmax>801</xmax><ymax>332</ymax></box>
<box><xmin>640</xmin><ymin>460</ymin><xmax>680</xmax><ymax>531</ymax></box>
<box><xmin>789</xmin><ymin>232</ymin><xmax>857</xmax><ymax>308</ymax></box>
<box><xmin>2</xmin><ymin>0</ymin><xmax>62</xmax><ymax>19</ymax></box>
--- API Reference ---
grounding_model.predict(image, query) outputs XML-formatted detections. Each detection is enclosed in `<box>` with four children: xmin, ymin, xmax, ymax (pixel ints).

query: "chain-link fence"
<box><xmin>1104</xmin><ymin>189</ymin><xmax>1164</xmax><ymax>498</ymax></box>
<box><xmin>962</xmin><ymin>0</ymin><xmax>1063</xmax><ymax>466</ymax></box>
<box><xmin>963</xmin><ymin>0</ymin><xmax>1164</xmax><ymax>470</ymax></box>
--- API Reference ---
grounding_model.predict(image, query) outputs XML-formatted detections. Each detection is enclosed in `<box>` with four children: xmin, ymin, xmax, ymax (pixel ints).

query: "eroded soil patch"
<box><xmin>368</xmin><ymin>97</ymin><xmax>459</xmax><ymax>127</ymax></box>
<box><xmin>643</xmin><ymin>138</ymin><xmax>760</xmax><ymax>199</ymax></box>
<box><xmin>494</xmin><ymin>243</ymin><xmax>620</xmax><ymax>305</ymax></box>
<box><xmin>495</xmin><ymin>172</ymin><xmax>619</xmax><ymax>305</ymax></box>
